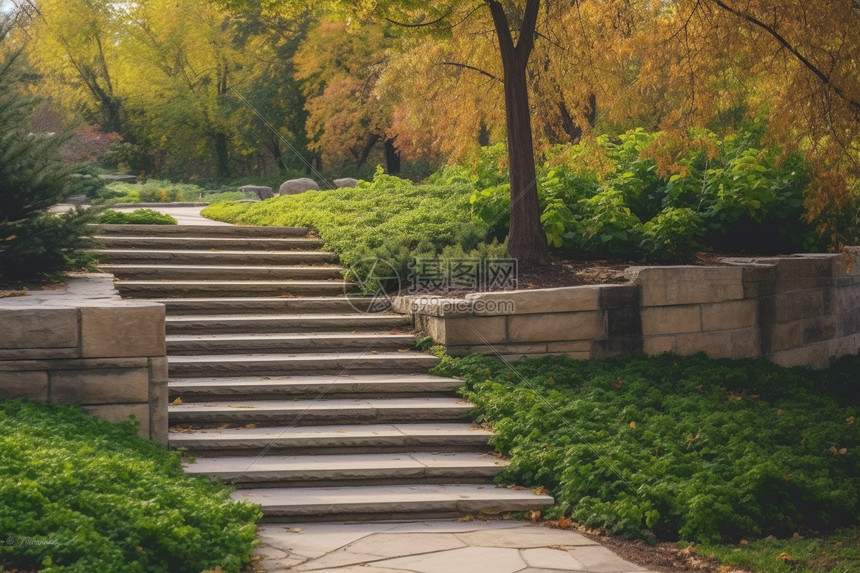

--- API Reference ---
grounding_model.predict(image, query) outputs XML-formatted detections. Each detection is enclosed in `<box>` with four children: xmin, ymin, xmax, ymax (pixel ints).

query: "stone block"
<box><xmin>770</xmin><ymin>343</ymin><xmax>829</xmax><ymax>369</ymax></box>
<box><xmin>826</xmin><ymin>335</ymin><xmax>860</xmax><ymax>362</ymax></box>
<box><xmin>633</xmin><ymin>267</ymin><xmax>744</xmax><ymax>306</ymax></box>
<box><xmin>770</xmin><ymin>321</ymin><xmax>803</xmax><ymax>352</ymax></box>
<box><xmin>674</xmin><ymin>331</ymin><xmax>735</xmax><ymax>358</ymax></box>
<box><xmin>0</xmin><ymin>371</ymin><xmax>49</xmax><ymax>401</ymax></box>
<box><xmin>508</xmin><ymin>312</ymin><xmax>605</xmax><ymax>343</ymax></box>
<box><xmin>460</xmin><ymin>343</ymin><xmax>548</xmax><ymax>356</ymax></box>
<box><xmin>598</xmin><ymin>285</ymin><xmax>640</xmax><ymax>309</ymax></box>
<box><xmin>731</xmin><ymin>328</ymin><xmax>762</xmax><ymax>359</ymax></box>
<box><xmin>81</xmin><ymin>305</ymin><xmax>166</xmax><ymax>358</ymax></box>
<box><xmin>769</xmin><ymin>290</ymin><xmax>827</xmax><ymax>322</ymax></box>
<box><xmin>701</xmin><ymin>300</ymin><xmax>758</xmax><ymax>331</ymax></box>
<box><xmin>802</xmin><ymin>316</ymin><xmax>837</xmax><ymax>345</ymax></box>
<box><xmin>546</xmin><ymin>341</ymin><xmax>592</xmax><ymax>353</ymax></box>
<box><xmin>640</xmin><ymin>306</ymin><xmax>701</xmax><ymax>336</ymax></box>
<box><xmin>441</xmin><ymin>316</ymin><xmax>507</xmax><ymax>346</ymax></box>
<box><xmin>149</xmin><ymin>357</ymin><xmax>169</xmax><ymax>384</ymax></box>
<box><xmin>774</xmin><ymin>256</ymin><xmax>834</xmax><ymax>281</ymax></box>
<box><xmin>591</xmin><ymin>338</ymin><xmax>643</xmax><ymax>359</ymax></box>
<box><xmin>607</xmin><ymin>308</ymin><xmax>641</xmax><ymax>338</ymax></box>
<box><xmin>51</xmin><ymin>368</ymin><xmax>149</xmax><ymax>404</ymax></box>
<box><xmin>149</xmin><ymin>377</ymin><xmax>169</xmax><ymax>445</ymax></box>
<box><xmin>643</xmin><ymin>336</ymin><xmax>675</xmax><ymax>355</ymax></box>
<box><xmin>0</xmin><ymin>308</ymin><xmax>79</xmax><ymax>350</ymax></box>
<box><xmin>0</xmin><ymin>347</ymin><xmax>79</xmax><ymax>360</ymax></box>
<box><xmin>742</xmin><ymin>265</ymin><xmax>777</xmax><ymax>298</ymax></box>
<box><xmin>837</xmin><ymin>307</ymin><xmax>860</xmax><ymax>337</ymax></box>
<box><xmin>468</xmin><ymin>286</ymin><xmax>601</xmax><ymax>315</ymax></box>
<box><xmin>83</xmin><ymin>404</ymin><xmax>150</xmax><ymax>439</ymax></box>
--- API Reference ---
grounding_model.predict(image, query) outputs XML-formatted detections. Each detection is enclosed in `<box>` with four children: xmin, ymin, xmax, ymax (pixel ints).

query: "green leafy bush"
<box><xmin>0</xmin><ymin>400</ymin><xmax>261</xmax><ymax>572</ymax></box>
<box><xmin>466</xmin><ymin>127</ymin><xmax>819</xmax><ymax>261</ymax></box>
<box><xmin>433</xmin><ymin>353</ymin><xmax>860</xmax><ymax>543</ymax></box>
<box><xmin>97</xmin><ymin>209</ymin><xmax>178</xmax><ymax>225</ymax></box>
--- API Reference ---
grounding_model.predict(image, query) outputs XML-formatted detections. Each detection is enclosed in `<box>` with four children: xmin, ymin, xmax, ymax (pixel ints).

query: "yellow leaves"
<box><xmin>829</xmin><ymin>446</ymin><xmax>848</xmax><ymax>456</ymax></box>
<box><xmin>170</xmin><ymin>397</ymin><xmax>182</xmax><ymax>405</ymax></box>
<box><xmin>629</xmin><ymin>421</ymin><xmax>636</xmax><ymax>430</ymax></box>
<box><xmin>775</xmin><ymin>551</ymin><xmax>794</xmax><ymax>562</ymax></box>
<box><xmin>847</xmin><ymin>417</ymin><xmax>855</xmax><ymax>425</ymax></box>
<box><xmin>685</xmin><ymin>433</ymin><xmax>701</xmax><ymax>444</ymax></box>
<box><xmin>527</xmin><ymin>509</ymin><xmax>542</xmax><ymax>523</ymax></box>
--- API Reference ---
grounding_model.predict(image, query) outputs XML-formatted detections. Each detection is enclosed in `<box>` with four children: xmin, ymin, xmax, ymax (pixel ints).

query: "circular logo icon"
<box><xmin>342</xmin><ymin>258</ymin><xmax>401</xmax><ymax>313</ymax></box>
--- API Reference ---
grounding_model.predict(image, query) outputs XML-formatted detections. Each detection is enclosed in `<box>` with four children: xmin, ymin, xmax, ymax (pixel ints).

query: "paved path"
<box><xmin>90</xmin><ymin>203</ymin><xmax>653</xmax><ymax>573</ymax></box>
<box><xmin>255</xmin><ymin>520</ymin><xmax>651</xmax><ymax>573</ymax></box>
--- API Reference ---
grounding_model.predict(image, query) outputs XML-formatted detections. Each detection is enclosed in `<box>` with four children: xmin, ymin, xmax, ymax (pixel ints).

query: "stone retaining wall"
<box><xmin>0</xmin><ymin>275</ymin><xmax>167</xmax><ymax>443</ymax></box>
<box><xmin>396</xmin><ymin>249</ymin><xmax>860</xmax><ymax>368</ymax></box>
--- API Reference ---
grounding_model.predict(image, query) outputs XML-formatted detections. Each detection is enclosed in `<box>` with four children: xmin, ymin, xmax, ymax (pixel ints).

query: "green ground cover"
<box><xmin>0</xmin><ymin>401</ymin><xmax>261</xmax><ymax>572</ymax></box>
<box><xmin>432</xmin><ymin>352</ymin><xmax>859</xmax><ymax>556</ymax></box>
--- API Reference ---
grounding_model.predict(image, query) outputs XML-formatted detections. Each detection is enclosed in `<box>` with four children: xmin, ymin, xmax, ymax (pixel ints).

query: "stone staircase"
<box><xmin>92</xmin><ymin>223</ymin><xmax>553</xmax><ymax>521</ymax></box>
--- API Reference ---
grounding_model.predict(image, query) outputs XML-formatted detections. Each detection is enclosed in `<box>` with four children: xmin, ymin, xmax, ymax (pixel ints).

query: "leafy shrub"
<box><xmin>0</xmin><ymin>400</ymin><xmax>261</xmax><ymax>572</ymax></box>
<box><xmin>433</xmin><ymin>353</ymin><xmax>860</xmax><ymax>543</ymax></box>
<box><xmin>467</xmin><ymin>127</ymin><xmax>820</xmax><ymax>261</ymax></box>
<box><xmin>97</xmin><ymin>209</ymin><xmax>178</xmax><ymax>225</ymax></box>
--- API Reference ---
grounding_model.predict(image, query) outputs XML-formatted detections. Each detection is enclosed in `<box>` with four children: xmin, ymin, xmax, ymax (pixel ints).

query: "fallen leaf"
<box><xmin>171</xmin><ymin>397</ymin><xmax>183</xmax><ymax>406</ymax></box>
<box><xmin>227</xmin><ymin>405</ymin><xmax>256</xmax><ymax>409</ymax></box>
<box><xmin>629</xmin><ymin>421</ymin><xmax>637</xmax><ymax>430</ymax></box>
<box><xmin>534</xmin><ymin>486</ymin><xmax>548</xmax><ymax>496</ymax></box>
<box><xmin>527</xmin><ymin>509</ymin><xmax>541</xmax><ymax>523</ymax></box>
<box><xmin>739</xmin><ymin>539</ymin><xmax>748</xmax><ymax>546</ymax></box>
<box><xmin>284</xmin><ymin>528</ymin><xmax>302</xmax><ymax>534</ymax></box>
<box><xmin>775</xmin><ymin>552</ymin><xmax>794</xmax><ymax>562</ymax></box>
<box><xmin>557</xmin><ymin>517</ymin><xmax>573</xmax><ymax>530</ymax></box>
<box><xmin>244</xmin><ymin>424</ymin><xmax>256</xmax><ymax>429</ymax></box>
<box><xmin>457</xmin><ymin>515</ymin><xmax>474</xmax><ymax>522</ymax></box>
<box><xmin>847</xmin><ymin>417</ymin><xmax>855</xmax><ymax>424</ymax></box>
<box><xmin>777</xmin><ymin>409</ymin><xmax>783</xmax><ymax>416</ymax></box>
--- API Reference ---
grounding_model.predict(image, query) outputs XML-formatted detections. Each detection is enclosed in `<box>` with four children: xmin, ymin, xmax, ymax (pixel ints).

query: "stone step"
<box><xmin>151</xmin><ymin>297</ymin><xmax>389</xmax><ymax>315</ymax></box>
<box><xmin>92</xmin><ymin>224</ymin><xmax>310</xmax><ymax>238</ymax></box>
<box><xmin>168</xmin><ymin>397</ymin><xmax>473</xmax><ymax>426</ymax></box>
<box><xmin>168</xmin><ymin>374</ymin><xmax>463</xmax><ymax>401</ymax></box>
<box><xmin>99</xmin><ymin>264</ymin><xmax>344</xmax><ymax>281</ymax></box>
<box><xmin>168</xmin><ymin>351</ymin><xmax>440</xmax><ymax>377</ymax></box>
<box><xmin>93</xmin><ymin>236</ymin><xmax>324</xmax><ymax>251</ymax></box>
<box><xmin>231</xmin><ymin>484</ymin><xmax>555</xmax><ymax>521</ymax></box>
<box><xmin>167</xmin><ymin>332</ymin><xmax>417</xmax><ymax>356</ymax></box>
<box><xmin>89</xmin><ymin>249</ymin><xmax>338</xmax><ymax>266</ymax></box>
<box><xmin>168</xmin><ymin>423</ymin><xmax>493</xmax><ymax>456</ymax></box>
<box><xmin>115</xmin><ymin>280</ymin><xmax>350</xmax><ymax>298</ymax></box>
<box><xmin>183</xmin><ymin>452</ymin><xmax>507</xmax><ymax>487</ymax></box>
<box><xmin>165</xmin><ymin>314</ymin><xmax>409</xmax><ymax>335</ymax></box>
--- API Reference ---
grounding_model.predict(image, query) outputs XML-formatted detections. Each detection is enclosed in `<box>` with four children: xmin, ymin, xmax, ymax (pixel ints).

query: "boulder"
<box><xmin>334</xmin><ymin>178</ymin><xmax>359</xmax><ymax>189</ymax></box>
<box><xmin>279</xmin><ymin>178</ymin><xmax>319</xmax><ymax>195</ymax></box>
<box><xmin>239</xmin><ymin>185</ymin><xmax>274</xmax><ymax>200</ymax></box>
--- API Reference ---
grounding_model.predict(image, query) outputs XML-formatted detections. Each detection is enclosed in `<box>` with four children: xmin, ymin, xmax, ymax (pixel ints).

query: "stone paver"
<box><xmin>254</xmin><ymin>521</ymin><xmax>654</xmax><ymax>573</ymax></box>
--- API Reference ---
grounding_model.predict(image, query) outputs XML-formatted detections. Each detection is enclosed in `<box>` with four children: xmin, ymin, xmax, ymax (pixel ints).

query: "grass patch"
<box><xmin>103</xmin><ymin>179</ymin><xmax>205</xmax><ymax>203</ymax></box>
<box><xmin>0</xmin><ymin>400</ymin><xmax>261</xmax><ymax>572</ymax></box>
<box><xmin>432</xmin><ymin>353</ymin><xmax>859</xmax><ymax>545</ymax></box>
<box><xmin>693</xmin><ymin>527</ymin><xmax>860</xmax><ymax>573</ymax></box>
<box><xmin>97</xmin><ymin>209</ymin><xmax>178</xmax><ymax>225</ymax></box>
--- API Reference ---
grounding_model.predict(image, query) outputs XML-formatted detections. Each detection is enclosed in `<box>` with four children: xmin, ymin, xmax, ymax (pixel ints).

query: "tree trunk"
<box><xmin>384</xmin><ymin>138</ymin><xmax>401</xmax><ymax>174</ymax></box>
<box><xmin>214</xmin><ymin>131</ymin><xmax>231</xmax><ymax>179</ymax></box>
<box><xmin>487</xmin><ymin>0</ymin><xmax>547</xmax><ymax>268</ymax></box>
